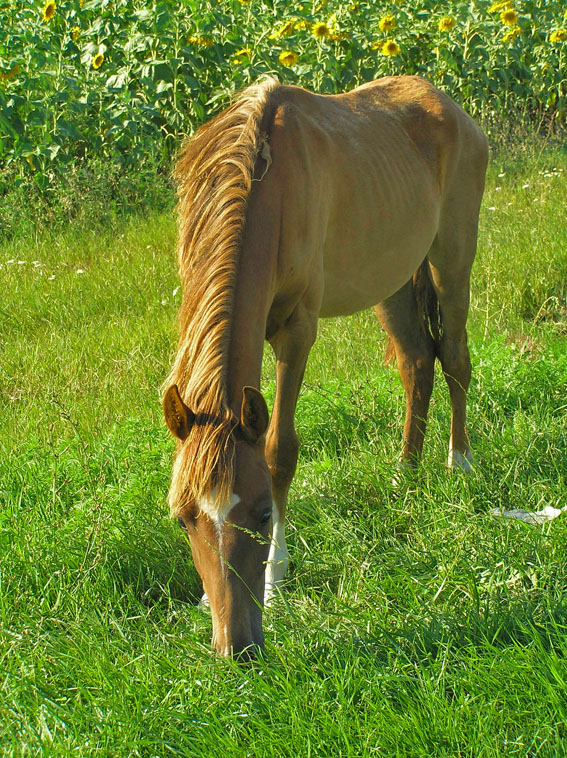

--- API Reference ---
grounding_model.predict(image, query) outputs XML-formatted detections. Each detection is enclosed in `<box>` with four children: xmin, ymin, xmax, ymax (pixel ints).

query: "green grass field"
<box><xmin>1</xmin><ymin>146</ymin><xmax>567</xmax><ymax>756</ymax></box>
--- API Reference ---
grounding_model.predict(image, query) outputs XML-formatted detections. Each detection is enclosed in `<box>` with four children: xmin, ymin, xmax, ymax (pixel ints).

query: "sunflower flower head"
<box><xmin>0</xmin><ymin>64</ymin><xmax>20</xmax><ymax>83</ymax></box>
<box><xmin>187</xmin><ymin>35</ymin><xmax>214</xmax><ymax>47</ymax></box>
<box><xmin>488</xmin><ymin>1</ymin><xmax>512</xmax><ymax>12</ymax></box>
<box><xmin>381</xmin><ymin>39</ymin><xmax>400</xmax><ymax>56</ymax></box>
<box><xmin>312</xmin><ymin>21</ymin><xmax>329</xmax><ymax>39</ymax></box>
<box><xmin>269</xmin><ymin>19</ymin><xmax>296</xmax><ymax>39</ymax></box>
<box><xmin>278</xmin><ymin>50</ymin><xmax>299</xmax><ymax>66</ymax></box>
<box><xmin>232</xmin><ymin>48</ymin><xmax>251</xmax><ymax>64</ymax></box>
<box><xmin>503</xmin><ymin>25</ymin><xmax>521</xmax><ymax>42</ymax></box>
<box><xmin>502</xmin><ymin>25</ymin><xmax>521</xmax><ymax>42</ymax></box>
<box><xmin>438</xmin><ymin>16</ymin><xmax>456</xmax><ymax>32</ymax></box>
<box><xmin>549</xmin><ymin>29</ymin><xmax>567</xmax><ymax>43</ymax></box>
<box><xmin>42</xmin><ymin>0</ymin><xmax>56</xmax><ymax>22</ymax></box>
<box><xmin>379</xmin><ymin>14</ymin><xmax>396</xmax><ymax>33</ymax></box>
<box><xmin>92</xmin><ymin>53</ymin><xmax>104</xmax><ymax>69</ymax></box>
<box><xmin>501</xmin><ymin>8</ymin><xmax>518</xmax><ymax>26</ymax></box>
<box><xmin>327</xmin><ymin>13</ymin><xmax>338</xmax><ymax>31</ymax></box>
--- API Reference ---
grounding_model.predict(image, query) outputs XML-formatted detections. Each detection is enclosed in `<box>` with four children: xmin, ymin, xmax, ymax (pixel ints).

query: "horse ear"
<box><xmin>240</xmin><ymin>386</ymin><xmax>269</xmax><ymax>443</ymax></box>
<box><xmin>163</xmin><ymin>385</ymin><xmax>194</xmax><ymax>441</ymax></box>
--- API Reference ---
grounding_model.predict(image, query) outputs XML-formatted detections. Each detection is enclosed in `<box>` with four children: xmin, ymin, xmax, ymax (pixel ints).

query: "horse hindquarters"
<box><xmin>377</xmin><ymin>127</ymin><xmax>488</xmax><ymax>474</ymax></box>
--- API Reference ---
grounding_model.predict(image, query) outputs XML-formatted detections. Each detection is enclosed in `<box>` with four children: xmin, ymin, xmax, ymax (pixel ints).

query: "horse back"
<box><xmin>250</xmin><ymin>76</ymin><xmax>487</xmax><ymax>319</ymax></box>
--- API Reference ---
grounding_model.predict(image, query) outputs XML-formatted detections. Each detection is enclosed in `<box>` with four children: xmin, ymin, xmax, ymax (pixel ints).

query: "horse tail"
<box><xmin>413</xmin><ymin>257</ymin><xmax>441</xmax><ymax>351</ymax></box>
<box><xmin>383</xmin><ymin>258</ymin><xmax>441</xmax><ymax>365</ymax></box>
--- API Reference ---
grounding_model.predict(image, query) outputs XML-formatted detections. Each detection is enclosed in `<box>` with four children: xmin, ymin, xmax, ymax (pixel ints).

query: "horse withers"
<box><xmin>162</xmin><ymin>75</ymin><xmax>488</xmax><ymax>659</ymax></box>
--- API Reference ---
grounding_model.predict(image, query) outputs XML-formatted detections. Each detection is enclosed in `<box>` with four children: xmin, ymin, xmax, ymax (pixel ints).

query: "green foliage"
<box><xmin>1</xmin><ymin>0</ymin><xmax>567</xmax><ymax>185</ymax></box>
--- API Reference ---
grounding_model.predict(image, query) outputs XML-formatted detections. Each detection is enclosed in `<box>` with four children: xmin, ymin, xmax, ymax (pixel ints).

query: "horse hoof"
<box><xmin>391</xmin><ymin>459</ymin><xmax>417</xmax><ymax>488</ymax></box>
<box><xmin>447</xmin><ymin>447</ymin><xmax>473</xmax><ymax>473</ymax></box>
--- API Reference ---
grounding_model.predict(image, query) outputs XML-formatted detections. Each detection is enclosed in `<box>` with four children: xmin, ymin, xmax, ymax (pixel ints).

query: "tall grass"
<box><xmin>1</xmin><ymin>149</ymin><xmax>567</xmax><ymax>755</ymax></box>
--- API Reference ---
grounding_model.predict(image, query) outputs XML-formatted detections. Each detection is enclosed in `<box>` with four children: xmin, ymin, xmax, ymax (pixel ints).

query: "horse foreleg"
<box><xmin>264</xmin><ymin>303</ymin><xmax>317</xmax><ymax>605</ymax></box>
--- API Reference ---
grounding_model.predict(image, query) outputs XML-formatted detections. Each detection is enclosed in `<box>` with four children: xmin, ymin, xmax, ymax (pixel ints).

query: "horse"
<box><xmin>162</xmin><ymin>75</ymin><xmax>488</xmax><ymax>659</ymax></box>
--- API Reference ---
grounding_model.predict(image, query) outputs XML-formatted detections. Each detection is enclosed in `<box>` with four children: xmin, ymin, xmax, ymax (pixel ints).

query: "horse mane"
<box><xmin>165</xmin><ymin>75</ymin><xmax>281</xmax><ymax>517</ymax></box>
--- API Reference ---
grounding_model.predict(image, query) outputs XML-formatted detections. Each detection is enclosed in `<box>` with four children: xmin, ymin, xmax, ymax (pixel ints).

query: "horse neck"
<box><xmin>225</xmin><ymin>197</ymin><xmax>278</xmax><ymax>416</ymax></box>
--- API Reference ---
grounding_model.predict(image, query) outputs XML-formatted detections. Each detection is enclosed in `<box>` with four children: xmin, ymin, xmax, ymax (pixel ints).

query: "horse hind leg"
<box><xmin>427</xmin><ymin>227</ymin><xmax>477</xmax><ymax>472</ymax></box>
<box><xmin>375</xmin><ymin>275</ymin><xmax>436</xmax><ymax>476</ymax></box>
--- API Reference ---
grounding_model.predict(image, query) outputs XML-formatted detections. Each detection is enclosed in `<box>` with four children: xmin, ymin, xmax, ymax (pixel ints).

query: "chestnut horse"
<box><xmin>163</xmin><ymin>75</ymin><xmax>488</xmax><ymax>658</ymax></box>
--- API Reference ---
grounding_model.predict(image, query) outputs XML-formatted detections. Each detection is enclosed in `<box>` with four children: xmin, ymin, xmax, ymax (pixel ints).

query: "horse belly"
<box><xmin>319</xmin><ymin>182</ymin><xmax>439</xmax><ymax>318</ymax></box>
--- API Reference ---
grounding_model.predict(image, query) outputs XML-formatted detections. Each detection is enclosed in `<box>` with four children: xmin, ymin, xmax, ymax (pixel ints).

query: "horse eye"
<box><xmin>259</xmin><ymin>508</ymin><xmax>272</xmax><ymax>525</ymax></box>
<box><xmin>177</xmin><ymin>517</ymin><xmax>188</xmax><ymax>532</ymax></box>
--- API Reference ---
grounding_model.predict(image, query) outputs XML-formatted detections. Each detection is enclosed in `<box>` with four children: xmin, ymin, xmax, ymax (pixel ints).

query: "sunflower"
<box><xmin>381</xmin><ymin>39</ymin><xmax>400</xmax><ymax>56</ymax></box>
<box><xmin>278</xmin><ymin>50</ymin><xmax>299</xmax><ymax>66</ymax></box>
<box><xmin>438</xmin><ymin>16</ymin><xmax>456</xmax><ymax>32</ymax></box>
<box><xmin>488</xmin><ymin>1</ymin><xmax>512</xmax><ymax>12</ymax></box>
<box><xmin>42</xmin><ymin>0</ymin><xmax>56</xmax><ymax>22</ymax></box>
<box><xmin>232</xmin><ymin>48</ymin><xmax>251</xmax><ymax>64</ymax></box>
<box><xmin>312</xmin><ymin>21</ymin><xmax>329</xmax><ymax>39</ymax></box>
<box><xmin>549</xmin><ymin>29</ymin><xmax>567</xmax><ymax>43</ymax></box>
<box><xmin>0</xmin><ymin>64</ymin><xmax>20</xmax><ymax>82</ymax></box>
<box><xmin>269</xmin><ymin>19</ymin><xmax>296</xmax><ymax>40</ymax></box>
<box><xmin>379</xmin><ymin>14</ymin><xmax>395</xmax><ymax>33</ymax></box>
<box><xmin>92</xmin><ymin>53</ymin><xmax>104</xmax><ymax>69</ymax></box>
<box><xmin>503</xmin><ymin>26</ymin><xmax>521</xmax><ymax>42</ymax></box>
<box><xmin>187</xmin><ymin>35</ymin><xmax>214</xmax><ymax>47</ymax></box>
<box><xmin>500</xmin><ymin>9</ymin><xmax>518</xmax><ymax>26</ymax></box>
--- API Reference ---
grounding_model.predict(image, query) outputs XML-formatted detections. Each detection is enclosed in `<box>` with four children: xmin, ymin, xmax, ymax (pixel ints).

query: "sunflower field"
<box><xmin>1</xmin><ymin>0</ymin><xmax>566</xmax><ymax>183</ymax></box>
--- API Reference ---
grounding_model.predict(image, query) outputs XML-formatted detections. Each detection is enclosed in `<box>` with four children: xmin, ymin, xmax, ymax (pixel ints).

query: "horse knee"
<box><xmin>265</xmin><ymin>431</ymin><xmax>299</xmax><ymax>488</ymax></box>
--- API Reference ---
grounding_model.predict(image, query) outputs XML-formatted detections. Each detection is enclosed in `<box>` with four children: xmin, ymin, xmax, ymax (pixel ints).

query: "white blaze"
<box><xmin>197</xmin><ymin>488</ymin><xmax>241</xmax><ymax>536</ymax></box>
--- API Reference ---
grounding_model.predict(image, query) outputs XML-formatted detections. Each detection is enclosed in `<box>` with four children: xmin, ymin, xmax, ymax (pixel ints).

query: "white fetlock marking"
<box><xmin>264</xmin><ymin>503</ymin><xmax>288</xmax><ymax>607</ymax></box>
<box><xmin>448</xmin><ymin>446</ymin><xmax>473</xmax><ymax>472</ymax></box>
<box><xmin>198</xmin><ymin>593</ymin><xmax>210</xmax><ymax>608</ymax></box>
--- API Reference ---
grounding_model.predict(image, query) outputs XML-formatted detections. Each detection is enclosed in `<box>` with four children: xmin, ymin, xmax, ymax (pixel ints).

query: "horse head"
<box><xmin>163</xmin><ymin>384</ymin><xmax>273</xmax><ymax>660</ymax></box>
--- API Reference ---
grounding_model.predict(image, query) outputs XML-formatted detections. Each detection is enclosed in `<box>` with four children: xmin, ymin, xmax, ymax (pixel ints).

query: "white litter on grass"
<box><xmin>491</xmin><ymin>505</ymin><xmax>567</xmax><ymax>525</ymax></box>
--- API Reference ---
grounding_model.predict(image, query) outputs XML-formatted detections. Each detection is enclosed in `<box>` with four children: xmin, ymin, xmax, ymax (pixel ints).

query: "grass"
<box><xmin>1</xmin><ymin>146</ymin><xmax>567</xmax><ymax>756</ymax></box>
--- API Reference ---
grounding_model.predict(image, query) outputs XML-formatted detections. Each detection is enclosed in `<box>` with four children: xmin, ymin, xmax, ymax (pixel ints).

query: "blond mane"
<box><xmin>165</xmin><ymin>76</ymin><xmax>280</xmax><ymax>516</ymax></box>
